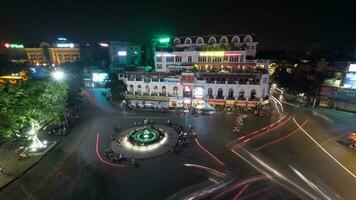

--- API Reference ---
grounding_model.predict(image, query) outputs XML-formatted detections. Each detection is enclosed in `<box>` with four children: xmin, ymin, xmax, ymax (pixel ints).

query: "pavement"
<box><xmin>1</xmin><ymin>87</ymin><xmax>354</xmax><ymax>199</ymax></box>
<box><xmin>0</xmin><ymin>141</ymin><xmax>57</xmax><ymax>190</ymax></box>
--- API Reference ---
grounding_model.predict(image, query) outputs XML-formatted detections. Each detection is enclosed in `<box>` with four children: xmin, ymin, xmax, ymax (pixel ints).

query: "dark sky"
<box><xmin>1</xmin><ymin>0</ymin><xmax>356</xmax><ymax>50</ymax></box>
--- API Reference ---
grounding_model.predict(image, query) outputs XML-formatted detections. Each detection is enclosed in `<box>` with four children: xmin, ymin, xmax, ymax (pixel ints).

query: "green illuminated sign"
<box><xmin>10</xmin><ymin>44</ymin><xmax>24</xmax><ymax>48</ymax></box>
<box><xmin>158</xmin><ymin>38</ymin><xmax>170</xmax><ymax>43</ymax></box>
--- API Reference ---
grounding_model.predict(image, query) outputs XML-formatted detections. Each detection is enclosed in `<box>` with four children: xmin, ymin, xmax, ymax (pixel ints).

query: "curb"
<box><xmin>0</xmin><ymin>141</ymin><xmax>58</xmax><ymax>191</ymax></box>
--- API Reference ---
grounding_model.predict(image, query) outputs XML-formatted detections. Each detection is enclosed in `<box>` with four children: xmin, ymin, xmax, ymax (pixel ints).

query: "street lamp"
<box><xmin>52</xmin><ymin>70</ymin><xmax>64</xmax><ymax>81</ymax></box>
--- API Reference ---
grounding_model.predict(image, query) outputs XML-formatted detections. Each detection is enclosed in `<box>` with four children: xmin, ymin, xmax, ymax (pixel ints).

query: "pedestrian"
<box><xmin>131</xmin><ymin>156</ymin><xmax>136</xmax><ymax>166</ymax></box>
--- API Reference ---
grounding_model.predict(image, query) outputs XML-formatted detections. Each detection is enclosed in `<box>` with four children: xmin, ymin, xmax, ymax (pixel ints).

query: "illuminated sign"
<box><xmin>4</xmin><ymin>43</ymin><xmax>24</xmax><ymax>48</ymax></box>
<box><xmin>156</xmin><ymin>53</ymin><xmax>173</xmax><ymax>57</ymax></box>
<box><xmin>158</xmin><ymin>38</ymin><xmax>170</xmax><ymax>43</ymax></box>
<box><xmin>349</xmin><ymin>64</ymin><xmax>356</xmax><ymax>72</ymax></box>
<box><xmin>99</xmin><ymin>43</ymin><xmax>109</xmax><ymax>47</ymax></box>
<box><xmin>92</xmin><ymin>73</ymin><xmax>108</xmax><ymax>83</ymax></box>
<box><xmin>56</xmin><ymin>43</ymin><xmax>74</xmax><ymax>48</ymax></box>
<box><xmin>118</xmin><ymin>51</ymin><xmax>127</xmax><ymax>56</ymax></box>
<box><xmin>199</xmin><ymin>51</ymin><xmax>225</xmax><ymax>57</ymax></box>
<box><xmin>58</xmin><ymin>37</ymin><xmax>67</xmax><ymax>41</ymax></box>
<box><xmin>342</xmin><ymin>73</ymin><xmax>356</xmax><ymax>89</ymax></box>
<box><xmin>193</xmin><ymin>87</ymin><xmax>204</xmax><ymax>98</ymax></box>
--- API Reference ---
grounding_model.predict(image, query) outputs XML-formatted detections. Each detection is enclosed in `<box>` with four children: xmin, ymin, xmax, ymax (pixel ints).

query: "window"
<box><xmin>197</xmin><ymin>38</ymin><xmax>204</xmax><ymax>44</ymax></box>
<box><xmin>156</xmin><ymin>57</ymin><xmax>162</xmax><ymax>62</ymax></box>
<box><xmin>157</xmin><ymin>64</ymin><xmax>162</xmax><ymax>69</ymax></box>
<box><xmin>185</xmin><ymin>38</ymin><xmax>192</xmax><ymax>44</ymax></box>
<box><xmin>174</xmin><ymin>38</ymin><xmax>181</xmax><ymax>44</ymax></box>
<box><xmin>208</xmin><ymin>37</ymin><xmax>216</xmax><ymax>44</ymax></box>
<box><xmin>220</xmin><ymin>37</ymin><xmax>228</xmax><ymax>43</ymax></box>
<box><xmin>223</xmin><ymin>56</ymin><xmax>228</xmax><ymax>62</ymax></box>
<box><xmin>166</xmin><ymin>57</ymin><xmax>174</xmax><ymax>62</ymax></box>
<box><xmin>198</xmin><ymin>56</ymin><xmax>203</xmax><ymax>62</ymax></box>
<box><xmin>240</xmin><ymin>55</ymin><xmax>245</xmax><ymax>63</ymax></box>
<box><xmin>208</xmin><ymin>88</ymin><xmax>213</xmax><ymax>98</ymax></box>
<box><xmin>162</xmin><ymin>86</ymin><xmax>167</xmax><ymax>94</ymax></box>
<box><xmin>188</xmin><ymin>56</ymin><xmax>192</xmax><ymax>62</ymax></box>
<box><xmin>228</xmin><ymin>89</ymin><xmax>234</xmax><ymax>99</ymax></box>
<box><xmin>173</xmin><ymin>87</ymin><xmax>178</xmax><ymax>96</ymax></box>
<box><xmin>232</xmin><ymin>36</ymin><xmax>240</xmax><ymax>43</ymax></box>
<box><xmin>175</xmin><ymin>56</ymin><xmax>182</xmax><ymax>62</ymax></box>
<box><xmin>217</xmin><ymin>88</ymin><xmax>223</xmax><ymax>99</ymax></box>
<box><xmin>207</xmin><ymin>57</ymin><xmax>211</xmax><ymax>62</ymax></box>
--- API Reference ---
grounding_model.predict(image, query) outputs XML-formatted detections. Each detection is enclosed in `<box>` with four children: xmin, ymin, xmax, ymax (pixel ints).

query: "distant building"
<box><xmin>109</xmin><ymin>41</ymin><xmax>141</xmax><ymax>71</ymax></box>
<box><xmin>2</xmin><ymin>40</ymin><xmax>80</xmax><ymax>66</ymax></box>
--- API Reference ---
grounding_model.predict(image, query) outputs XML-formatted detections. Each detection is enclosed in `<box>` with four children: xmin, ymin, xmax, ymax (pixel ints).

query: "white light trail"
<box><xmin>293</xmin><ymin>118</ymin><xmax>356</xmax><ymax>179</ymax></box>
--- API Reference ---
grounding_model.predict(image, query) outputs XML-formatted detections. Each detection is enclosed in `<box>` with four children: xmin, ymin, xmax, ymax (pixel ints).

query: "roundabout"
<box><xmin>111</xmin><ymin>124</ymin><xmax>178</xmax><ymax>159</ymax></box>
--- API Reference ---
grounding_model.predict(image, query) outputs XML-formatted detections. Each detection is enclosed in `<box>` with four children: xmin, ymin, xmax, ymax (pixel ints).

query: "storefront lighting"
<box><xmin>158</xmin><ymin>37</ymin><xmax>170</xmax><ymax>43</ymax></box>
<box><xmin>118</xmin><ymin>51</ymin><xmax>127</xmax><ymax>56</ymax></box>
<box><xmin>99</xmin><ymin>43</ymin><xmax>109</xmax><ymax>47</ymax></box>
<box><xmin>200</xmin><ymin>51</ymin><xmax>225</xmax><ymax>57</ymax></box>
<box><xmin>56</xmin><ymin>43</ymin><xmax>74</xmax><ymax>48</ymax></box>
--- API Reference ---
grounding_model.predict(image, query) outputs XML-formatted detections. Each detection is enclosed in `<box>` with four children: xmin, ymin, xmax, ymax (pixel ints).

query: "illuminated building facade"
<box><xmin>123</xmin><ymin>70</ymin><xmax>269</xmax><ymax>109</ymax></box>
<box><xmin>109</xmin><ymin>41</ymin><xmax>141</xmax><ymax>71</ymax></box>
<box><xmin>2</xmin><ymin>41</ymin><xmax>80</xmax><ymax>66</ymax></box>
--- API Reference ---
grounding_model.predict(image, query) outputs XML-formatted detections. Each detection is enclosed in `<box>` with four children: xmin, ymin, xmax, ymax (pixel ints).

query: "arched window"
<box><xmin>228</xmin><ymin>88</ymin><xmax>234</xmax><ymax>99</ymax></box>
<box><xmin>137</xmin><ymin>85</ymin><xmax>142</xmax><ymax>92</ymax></box>
<box><xmin>244</xmin><ymin>35</ymin><xmax>252</xmax><ymax>43</ymax></box>
<box><xmin>145</xmin><ymin>85</ymin><xmax>150</xmax><ymax>93</ymax></box>
<box><xmin>208</xmin><ymin>37</ymin><xmax>217</xmax><ymax>44</ymax></box>
<box><xmin>232</xmin><ymin>36</ymin><xmax>240</xmax><ymax>44</ymax></box>
<box><xmin>239</xmin><ymin>89</ymin><xmax>245</xmax><ymax>100</ymax></box>
<box><xmin>220</xmin><ymin>36</ymin><xmax>228</xmax><ymax>44</ymax></box>
<box><xmin>174</xmin><ymin>38</ymin><xmax>181</xmax><ymax>44</ymax></box>
<box><xmin>208</xmin><ymin>88</ymin><xmax>213</xmax><ymax>98</ymax></box>
<box><xmin>129</xmin><ymin>85</ymin><xmax>134</xmax><ymax>92</ymax></box>
<box><xmin>162</xmin><ymin>86</ymin><xmax>167</xmax><ymax>94</ymax></box>
<box><xmin>250</xmin><ymin>89</ymin><xmax>256</xmax><ymax>100</ymax></box>
<box><xmin>173</xmin><ymin>86</ymin><xmax>178</xmax><ymax>96</ymax></box>
<box><xmin>196</xmin><ymin>37</ymin><xmax>204</xmax><ymax>44</ymax></box>
<box><xmin>153</xmin><ymin>85</ymin><xmax>158</xmax><ymax>94</ymax></box>
<box><xmin>184</xmin><ymin>38</ymin><xmax>192</xmax><ymax>44</ymax></box>
<box><xmin>217</xmin><ymin>88</ymin><xmax>223</xmax><ymax>99</ymax></box>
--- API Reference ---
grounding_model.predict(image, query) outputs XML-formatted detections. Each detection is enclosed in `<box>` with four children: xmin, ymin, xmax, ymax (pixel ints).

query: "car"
<box><xmin>348</xmin><ymin>132</ymin><xmax>356</xmax><ymax>149</ymax></box>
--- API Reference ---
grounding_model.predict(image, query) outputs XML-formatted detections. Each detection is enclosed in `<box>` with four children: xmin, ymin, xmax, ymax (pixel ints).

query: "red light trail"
<box><xmin>255</xmin><ymin>119</ymin><xmax>308</xmax><ymax>151</ymax></box>
<box><xmin>96</xmin><ymin>133</ymin><xmax>125</xmax><ymax>167</ymax></box>
<box><xmin>194</xmin><ymin>138</ymin><xmax>225</xmax><ymax>166</ymax></box>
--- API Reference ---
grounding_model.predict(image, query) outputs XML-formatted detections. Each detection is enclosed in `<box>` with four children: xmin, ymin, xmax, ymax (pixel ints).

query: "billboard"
<box><xmin>349</xmin><ymin>64</ymin><xmax>356</xmax><ymax>72</ymax></box>
<box><xmin>343</xmin><ymin>73</ymin><xmax>356</xmax><ymax>89</ymax></box>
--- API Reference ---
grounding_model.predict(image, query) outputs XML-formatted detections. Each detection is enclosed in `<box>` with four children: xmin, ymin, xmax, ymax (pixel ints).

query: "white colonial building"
<box><xmin>122</xmin><ymin>33</ymin><xmax>269</xmax><ymax>110</ymax></box>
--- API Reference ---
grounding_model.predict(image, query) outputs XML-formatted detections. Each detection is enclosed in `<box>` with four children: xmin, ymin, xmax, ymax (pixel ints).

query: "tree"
<box><xmin>105</xmin><ymin>73</ymin><xmax>127</xmax><ymax>103</ymax></box>
<box><xmin>0</xmin><ymin>80</ymin><xmax>68</xmax><ymax>142</ymax></box>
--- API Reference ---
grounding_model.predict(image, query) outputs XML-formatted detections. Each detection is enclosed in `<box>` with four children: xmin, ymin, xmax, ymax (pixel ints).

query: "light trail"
<box><xmin>289</xmin><ymin>165</ymin><xmax>332</xmax><ymax>200</ymax></box>
<box><xmin>271</xmin><ymin>95</ymin><xmax>284</xmax><ymax>112</ymax></box>
<box><xmin>194</xmin><ymin>138</ymin><xmax>225</xmax><ymax>166</ymax></box>
<box><xmin>226</xmin><ymin>115</ymin><xmax>288</xmax><ymax>148</ymax></box>
<box><xmin>231</xmin><ymin>149</ymin><xmax>318</xmax><ymax>200</ymax></box>
<box><xmin>96</xmin><ymin>133</ymin><xmax>125</xmax><ymax>167</ymax></box>
<box><xmin>255</xmin><ymin>120</ymin><xmax>308</xmax><ymax>151</ymax></box>
<box><xmin>293</xmin><ymin>118</ymin><xmax>356</xmax><ymax>179</ymax></box>
<box><xmin>232</xmin><ymin>184</ymin><xmax>250</xmax><ymax>200</ymax></box>
<box><xmin>183</xmin><ymin>163</ymin><xmax>226</xmax><ymax>178</ymax></box>
<box><xmin>270</xmin><ymin>97</ymin><xmax>280</xmax><ymax>113</ymax></box>
<box><xmin>212</xmin><ymin>175</ymin><xmax>270</xmax><ymax>199</ymax></box>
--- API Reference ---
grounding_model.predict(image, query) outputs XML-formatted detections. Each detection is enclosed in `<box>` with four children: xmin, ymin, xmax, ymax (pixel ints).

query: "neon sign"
<box><xmin>118</xmin><ymin>51</ymin><xmax>127</xmax><ymax>56</ymax></box>
<box><xmin>4</xmin><ymin>43</ymin><xmax>24</xmax><ymax>48</ymax></box>
<box><xmin>158</xmin><ymin>37</ymin><xmax>170</xmax><ymax>43</ymax></box>
<box><xmin>56</xmin><ymin>43</ymin><xmax>74</xmax><ymax>48</ymax></box>
<box><xmin>199</xmin><ymin>51</ymin><xmax>225</xmax><ymax>57</ymax></box>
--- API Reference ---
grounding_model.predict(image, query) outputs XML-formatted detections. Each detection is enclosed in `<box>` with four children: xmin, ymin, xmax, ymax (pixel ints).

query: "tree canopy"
<box><xmin>0</xmin><ymin>80</ymin><xmax>68</xmax><ymax>141</ymax></box>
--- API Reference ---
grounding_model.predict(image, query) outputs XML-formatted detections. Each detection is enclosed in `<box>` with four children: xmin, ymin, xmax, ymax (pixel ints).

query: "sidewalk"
<box><xmin>0</xmin><ymin>141</ymin><xmax>57</xmax><ymax>190</ymax></box>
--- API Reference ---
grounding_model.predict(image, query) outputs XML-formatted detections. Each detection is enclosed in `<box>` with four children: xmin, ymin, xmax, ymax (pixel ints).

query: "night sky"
<box><xmin>1</xmin><ymin>0</ymin><xmax>356</xmax><ymax>50</ymax></box>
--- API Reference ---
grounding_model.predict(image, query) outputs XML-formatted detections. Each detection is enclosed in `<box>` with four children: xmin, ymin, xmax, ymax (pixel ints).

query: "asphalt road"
<box><xmin>2</xmin><ymin>88</ymin><xmax>354</xmax><ymax>199</ymax></box>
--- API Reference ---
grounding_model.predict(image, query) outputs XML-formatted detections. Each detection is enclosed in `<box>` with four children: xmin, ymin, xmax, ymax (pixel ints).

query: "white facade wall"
<box><xmin>155</xmin><ymin>50</ymin><xmax>247</xmax><ymax>72</ymax></box>
<box><xmin>125</xmin><ymin>74</ymin><xmax>269</xmax><ymax>100</ymax></box>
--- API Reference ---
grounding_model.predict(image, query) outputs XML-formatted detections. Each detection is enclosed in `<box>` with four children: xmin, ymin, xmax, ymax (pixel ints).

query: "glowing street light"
<box><xmin>52</xmin><ymin>70</ymin><xmax>64</xmax><ymax>81</ymax></box>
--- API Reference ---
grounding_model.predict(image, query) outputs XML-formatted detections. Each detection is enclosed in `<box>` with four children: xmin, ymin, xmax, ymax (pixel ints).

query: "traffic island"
<box><xmin>111</xmin><ymin>125</ymin><xmax>178</xmax><ymax>159</ymax></box>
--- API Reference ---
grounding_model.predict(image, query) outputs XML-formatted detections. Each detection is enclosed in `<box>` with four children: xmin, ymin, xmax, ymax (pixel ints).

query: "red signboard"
<box><xmin>208</xmin><ymin>99</ymin><xmax>225</xmax><ymax>105</ymax></box>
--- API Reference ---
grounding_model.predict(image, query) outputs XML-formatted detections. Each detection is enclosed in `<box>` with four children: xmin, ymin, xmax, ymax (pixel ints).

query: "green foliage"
<box><xmin>105</xmin><ymin>73</ymin><xmax>127</xmax><ymax>103</ymax></box>
<box><xmin>0</xmin><ymin>80</ymin><xmax>68</xmax><ymax>141</ymax></box>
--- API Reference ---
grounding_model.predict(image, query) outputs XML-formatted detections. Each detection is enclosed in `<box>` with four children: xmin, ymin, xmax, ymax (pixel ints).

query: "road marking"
<box><xmin>293</xmin><ymin>118</ymin><xmax>356</xmax><ymax>179</ymax></box>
